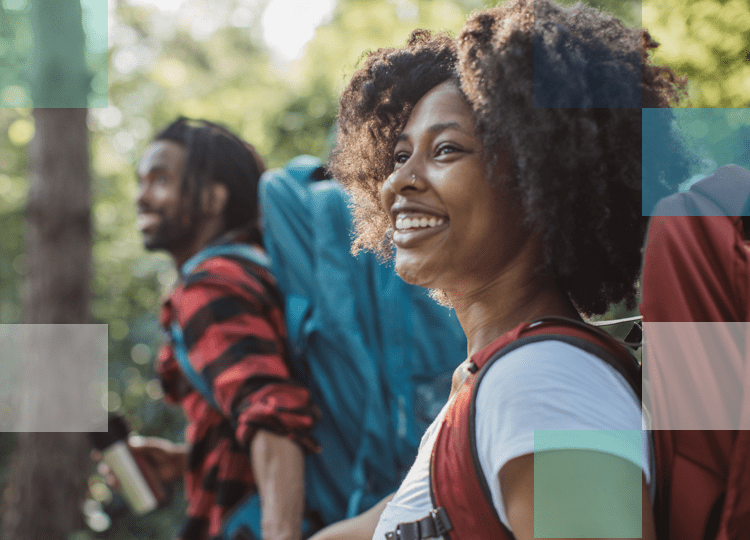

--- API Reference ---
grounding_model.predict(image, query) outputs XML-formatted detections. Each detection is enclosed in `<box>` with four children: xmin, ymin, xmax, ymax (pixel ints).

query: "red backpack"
<box><xmin>385</xmin><ymin>315</ymin><xmax>750</xmax><ymax>540</ymax></box>
<box><xmin>429</xmin><ymin>317</ymin><xmax>642</xmax><ymax>540</ymax></box>
<box><xmin>640</xmin><ymin>165</ymin><xmax>750</xmax><ymax>540</ymax></box>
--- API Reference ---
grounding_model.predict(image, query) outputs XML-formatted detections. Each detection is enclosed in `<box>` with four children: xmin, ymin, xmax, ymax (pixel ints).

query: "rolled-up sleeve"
<box><xmin>174</xmin><ymin>260</ymin><xmax>320</xmax><ymax>455</ymax></box>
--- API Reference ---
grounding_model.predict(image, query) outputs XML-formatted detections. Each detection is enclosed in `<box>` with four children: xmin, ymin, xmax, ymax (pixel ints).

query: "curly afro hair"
<box><xmin>330</xmin><ymin>0</ymin><xmax>687</xmax><ymax>315</ymax></box>
<box><xmin>330</xmin><ymin>30</ymin><xmax>459</xmax><ymax>256</ymax></box>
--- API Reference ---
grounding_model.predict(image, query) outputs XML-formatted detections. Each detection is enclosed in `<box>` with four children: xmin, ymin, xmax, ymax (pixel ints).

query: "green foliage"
<box><xmin>555</xmin><ymin>0</ymin><xmax>641</xmax><ymax>27</ymax></box>
<box><xmin>642</xmin><ymin>0</ymin><xmax>750</xmax><ymax>107</ymax></box>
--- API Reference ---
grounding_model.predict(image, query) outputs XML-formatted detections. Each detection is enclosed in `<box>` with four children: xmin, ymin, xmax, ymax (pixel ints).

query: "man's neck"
<box><xmin>171</xmin><ymin>223</ymin><xmax>229</xmax><ymax>269</ymax></box>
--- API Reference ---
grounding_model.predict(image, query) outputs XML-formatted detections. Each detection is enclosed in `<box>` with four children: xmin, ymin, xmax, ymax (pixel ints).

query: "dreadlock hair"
<box><xmin>154</xmin><ymin>117</ymin><xmax>267</xmax><ymax>244</ymax></box>
<box><xmin>331</xmin><ymin>0</ymin><xmax>688</xmax><ymax>315</ymax></box>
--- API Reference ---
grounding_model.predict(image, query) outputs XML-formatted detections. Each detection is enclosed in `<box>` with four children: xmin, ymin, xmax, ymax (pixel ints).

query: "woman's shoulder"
<box><xmin>475</xmin><ymin>339</ymin><xmax>641</xmax><ymax>411</ymax></box>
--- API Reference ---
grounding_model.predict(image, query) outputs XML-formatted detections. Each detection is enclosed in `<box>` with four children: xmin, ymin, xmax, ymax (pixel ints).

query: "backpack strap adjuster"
<box><xmin>384</xmin><ymin>507</ymin><xmax>453</xmax><ymax>540</ymax></box>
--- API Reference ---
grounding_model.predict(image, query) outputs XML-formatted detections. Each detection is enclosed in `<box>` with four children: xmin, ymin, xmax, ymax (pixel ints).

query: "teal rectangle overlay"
<box><xmin>81</xmin><ymin>0</ymin><xmax>109</xmax><ymax>108</ymax></box>
<box><xmin>534</xmin><ymin>430</ymin><xmax>643</xmax><ymax>538</ymax></box>
<box><xmin>0</xmin><ymin>0</ymin><xmax>108</xmax><ymax>108</ymax></box>
<box><xmin>643</xmin><ymin>109</ymin><xmax>750</xmax><ymax>217</ymax></box>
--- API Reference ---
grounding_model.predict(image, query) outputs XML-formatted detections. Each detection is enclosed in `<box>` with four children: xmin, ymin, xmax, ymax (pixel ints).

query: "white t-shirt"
<box><xmin>372</xmin><ymin>340</ymin><xmax>652</xmax><ymax>540</ymax></box>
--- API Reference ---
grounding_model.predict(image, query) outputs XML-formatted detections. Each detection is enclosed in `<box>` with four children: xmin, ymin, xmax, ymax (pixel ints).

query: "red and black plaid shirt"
<box><xmin>156</xmin><ymin>243</ymin><xmax>320</xmax><ymax>540</ymax></box>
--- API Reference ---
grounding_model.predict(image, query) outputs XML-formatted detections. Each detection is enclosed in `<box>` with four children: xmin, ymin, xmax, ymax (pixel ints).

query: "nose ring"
<box><xmin>411</xmin><ymin>174</ymin><xmax>416</xmax><ymax>186</ymax></box>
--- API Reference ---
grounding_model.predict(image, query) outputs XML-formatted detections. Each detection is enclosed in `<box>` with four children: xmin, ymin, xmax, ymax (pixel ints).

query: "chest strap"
<box><xmin>384</xmin><ymin>507</ymin><xmax>453</xmax><ymax>540</ymax></box>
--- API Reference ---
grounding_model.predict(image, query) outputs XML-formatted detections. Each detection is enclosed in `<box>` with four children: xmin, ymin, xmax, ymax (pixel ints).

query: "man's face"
<box><xmin>136</xmin><ymin>140</ymin><xmax>196</xmax><ymax>253</ymax></box>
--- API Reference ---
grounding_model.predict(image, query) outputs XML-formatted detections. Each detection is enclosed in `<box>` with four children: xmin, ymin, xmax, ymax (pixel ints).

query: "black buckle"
<box><xmin>384</xmin><ymin>507</ymin><xmax>453</xmax><ymax>540</ymax></box>
<box><xmin>430</xmin><ymin>508</ymin><xmax>452</xmax><ymax>536</ymax></box>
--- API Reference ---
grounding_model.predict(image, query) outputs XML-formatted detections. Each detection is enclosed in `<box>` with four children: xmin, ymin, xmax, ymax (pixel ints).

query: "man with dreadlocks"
<box><xmin>128</xmin><ymin>117</ymin><xmax>319</xmax><ymax>540</ymax></box>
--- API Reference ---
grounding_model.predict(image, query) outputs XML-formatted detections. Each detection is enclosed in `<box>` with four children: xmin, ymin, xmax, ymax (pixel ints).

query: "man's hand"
<box><xmin>93</xmin><ymin>436</ymin><xmax>188</xmax><ymax>490</ymax></box>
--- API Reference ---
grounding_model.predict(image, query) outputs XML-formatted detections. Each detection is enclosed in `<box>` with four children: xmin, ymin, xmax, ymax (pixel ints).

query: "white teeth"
<box><xmin>395</xmin><ymin>215</ymin><xmax>447</xmax><ymax>230</ymax></box>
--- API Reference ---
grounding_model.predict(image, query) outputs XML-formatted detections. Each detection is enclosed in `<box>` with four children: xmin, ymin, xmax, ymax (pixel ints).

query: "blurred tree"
<box><xmin>0</xmin><ymin>0</ymin><xmax>33</xmax><ymax>107</ymax></box>
<box><xmin>1</xmin><ymin>0</ymin><xmax>93</xmax><ymax>538</ymax></box>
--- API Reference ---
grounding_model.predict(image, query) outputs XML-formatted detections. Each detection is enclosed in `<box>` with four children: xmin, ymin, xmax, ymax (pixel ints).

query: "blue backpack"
<box><xmin>259</xmin><ymin>155</ymin><xmax>466</xmax><ymax>523</ymax></box>
<box><xmin>172</xmin><ymin>155</ymin><xmax>467</xmax><ymax>538</ymax></box>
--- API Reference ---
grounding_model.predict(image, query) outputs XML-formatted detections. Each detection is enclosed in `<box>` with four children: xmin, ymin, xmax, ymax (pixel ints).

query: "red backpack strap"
<box><xmin>718</xmin><ymin>431</ymin><xmax>750</xmax><ymax>540</ymax></box>
<box><xmin>717</xmin><ymin>329</ymin><xmax>750</xmax><ymax>540</ymax></box>
<box><xmin>429</xmin><ymin>317</ymin><xmax>641</xmax><ymax>540</ymax></box>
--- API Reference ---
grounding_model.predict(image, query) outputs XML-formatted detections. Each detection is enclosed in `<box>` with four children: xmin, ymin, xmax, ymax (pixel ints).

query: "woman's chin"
<box><xmin>395</xmin><ymin>260</ymin><xmax>439</xmax><ymax>288</ymax></box>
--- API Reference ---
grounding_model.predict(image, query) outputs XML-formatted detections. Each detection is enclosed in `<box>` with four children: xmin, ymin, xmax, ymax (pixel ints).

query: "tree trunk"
<box><xmin>2</xmin><ymin>0</ymin><xmax>94</xmax><ymax>534</ymax></box>
<box><xmin>1</xmin><ymin>108</ymin><xmax>93</xmax><ymax>539</ymax></box>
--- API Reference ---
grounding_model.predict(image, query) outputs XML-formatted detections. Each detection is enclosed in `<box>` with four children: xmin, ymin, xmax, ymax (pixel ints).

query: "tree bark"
<box><xmin>2</xmin><ymin>0</ymin><xmax>95</xmax><ymax>534</ymax></box>
<box><xmin>1</xmin><ymin>108</ymin><xmax>93</xmax><ymax>539</ymax></box>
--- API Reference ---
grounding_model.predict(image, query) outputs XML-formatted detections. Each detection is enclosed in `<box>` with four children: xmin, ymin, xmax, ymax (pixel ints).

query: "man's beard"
<box><xmin>142</xmin><ymin>211</ymin><xmax>199</xmax><ymax>254</ymax></box>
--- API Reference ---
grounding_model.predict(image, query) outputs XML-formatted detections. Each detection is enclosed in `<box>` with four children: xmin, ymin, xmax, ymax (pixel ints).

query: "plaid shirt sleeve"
<box><xmin>171</xmin><ymin>256</ymin><xmax>320</xmax><ymax>454</ymax></box>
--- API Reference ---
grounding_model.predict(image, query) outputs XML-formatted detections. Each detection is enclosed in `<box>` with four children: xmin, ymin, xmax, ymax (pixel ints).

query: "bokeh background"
<box><xmin>0</xmin><ymin>0</ymin><xmax>749</xmax><ymax>538</ymax></box>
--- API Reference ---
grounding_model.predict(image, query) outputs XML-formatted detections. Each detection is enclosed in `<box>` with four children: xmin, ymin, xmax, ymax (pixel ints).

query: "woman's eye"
<box><xmin>394</xmin><ymin>152</ymin><xmax>409</xmax><ymax>165</ymax></box>
<box><xmin>436</xmin><ymin>143</ymin><xmax>460</xmax><ymax>156</ymax></box>
<box><xmin>154</xmin><ymin>175</ymin><xmax>168</xmax><ymax>184</ymax></box>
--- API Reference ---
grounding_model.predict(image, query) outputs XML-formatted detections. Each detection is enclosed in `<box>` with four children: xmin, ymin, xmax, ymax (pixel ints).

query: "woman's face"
<box><xmin>381</xmin><ymin>80</ymin><xmax>530</xmax><ymax>294</ymax></box>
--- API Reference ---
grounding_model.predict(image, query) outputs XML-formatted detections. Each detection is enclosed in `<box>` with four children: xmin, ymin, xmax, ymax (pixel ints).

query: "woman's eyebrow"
<box><xmin>395</xmin><ymin>121</ymin><xmax>470</xmax><ymax>143</ymax></box>
<box><xmin>427</xmin><ymin>121</ymin><xmax>468</xmax><ymax>135</ymax></box>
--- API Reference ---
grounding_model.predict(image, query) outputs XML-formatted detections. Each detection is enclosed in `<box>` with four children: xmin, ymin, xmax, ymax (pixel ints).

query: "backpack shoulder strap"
<box><xmin>426</xmin><ymin>317</ymin><xmax>643</xmax><ymax>540</ymax></box>
<box><xmin>463</xmin><ymin>319</ymin><xmax>642</xmax><ymax>534</ymax></box>
<box><xmin>170</xmin><ymin>321</ymin><xmax>221</xmax><ymax>411</ymax></box>
<box><xmin>180</xmin><ymin>243</ymin><xmax>271</xmax><ymax>276</ymax></box>
<box><xmin>170</xmin><ymin>242</ymin><xmax>272</xmax><ymax>413</ymax></box>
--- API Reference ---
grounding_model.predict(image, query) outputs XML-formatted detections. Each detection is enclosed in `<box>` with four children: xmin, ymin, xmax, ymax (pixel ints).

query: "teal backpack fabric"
<box><xmin>259</xmin><ymin>155</ymin><xmax>467</xmax><ymax>524</ymax></box>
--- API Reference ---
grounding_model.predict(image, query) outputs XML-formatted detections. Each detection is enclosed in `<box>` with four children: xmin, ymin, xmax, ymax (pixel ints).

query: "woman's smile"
<box><xmin>392</xmin><ymin>217</ymin><xmax>449</xmax><ymax>248</ymax></box>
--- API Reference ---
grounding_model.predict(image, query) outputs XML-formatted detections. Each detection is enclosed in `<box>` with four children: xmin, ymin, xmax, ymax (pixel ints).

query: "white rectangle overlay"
<box><xmin>0</xmin><ymin>324</ymin><xmax>108</xmax><ymax>432</ymax></box>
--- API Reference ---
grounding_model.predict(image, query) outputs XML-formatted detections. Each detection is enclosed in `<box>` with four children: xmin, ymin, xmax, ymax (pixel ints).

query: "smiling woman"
<box><xmin>320</xmin><ymin>0</ymin><xmax>686</xmax><ymax>538</ymax></box>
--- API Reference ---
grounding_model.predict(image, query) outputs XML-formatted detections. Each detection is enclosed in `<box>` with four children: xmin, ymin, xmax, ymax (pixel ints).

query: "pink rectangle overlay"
<box><xmin>643</xmin><ymin>322</ymin><xmax>748</xmax><ymax>431</ymax></box>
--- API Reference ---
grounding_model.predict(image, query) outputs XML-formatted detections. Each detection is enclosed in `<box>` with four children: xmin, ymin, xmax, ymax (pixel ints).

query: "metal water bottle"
<box><xmin>90</xmin><ymin>415</ymin><xmax>166</xmax><ymax>514</ymax></box>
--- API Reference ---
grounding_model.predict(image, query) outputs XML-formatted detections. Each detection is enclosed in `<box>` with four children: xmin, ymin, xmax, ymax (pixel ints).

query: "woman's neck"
<box><xmin>447</xmin><ymin>270</ymin><xmax>581</xmax><ymax>358</ymax></box>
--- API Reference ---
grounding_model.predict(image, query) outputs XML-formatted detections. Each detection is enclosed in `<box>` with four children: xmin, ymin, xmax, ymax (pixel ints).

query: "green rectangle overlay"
<box><xmin>0</xmin><ymin>0</ymin><xmax>108</xmax><ymax>108</ymax></box>
<box><xmin>534</xmin><ymin>430</ymin><xmax>643</xmax><ymax>538</ymax></box>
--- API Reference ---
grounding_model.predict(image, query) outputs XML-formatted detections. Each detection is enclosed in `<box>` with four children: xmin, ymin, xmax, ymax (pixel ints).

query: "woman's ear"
<box><xmin>201</xmin><ymin>183</ymin><xmax>229</xmax><ymax>217</ymax></box>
